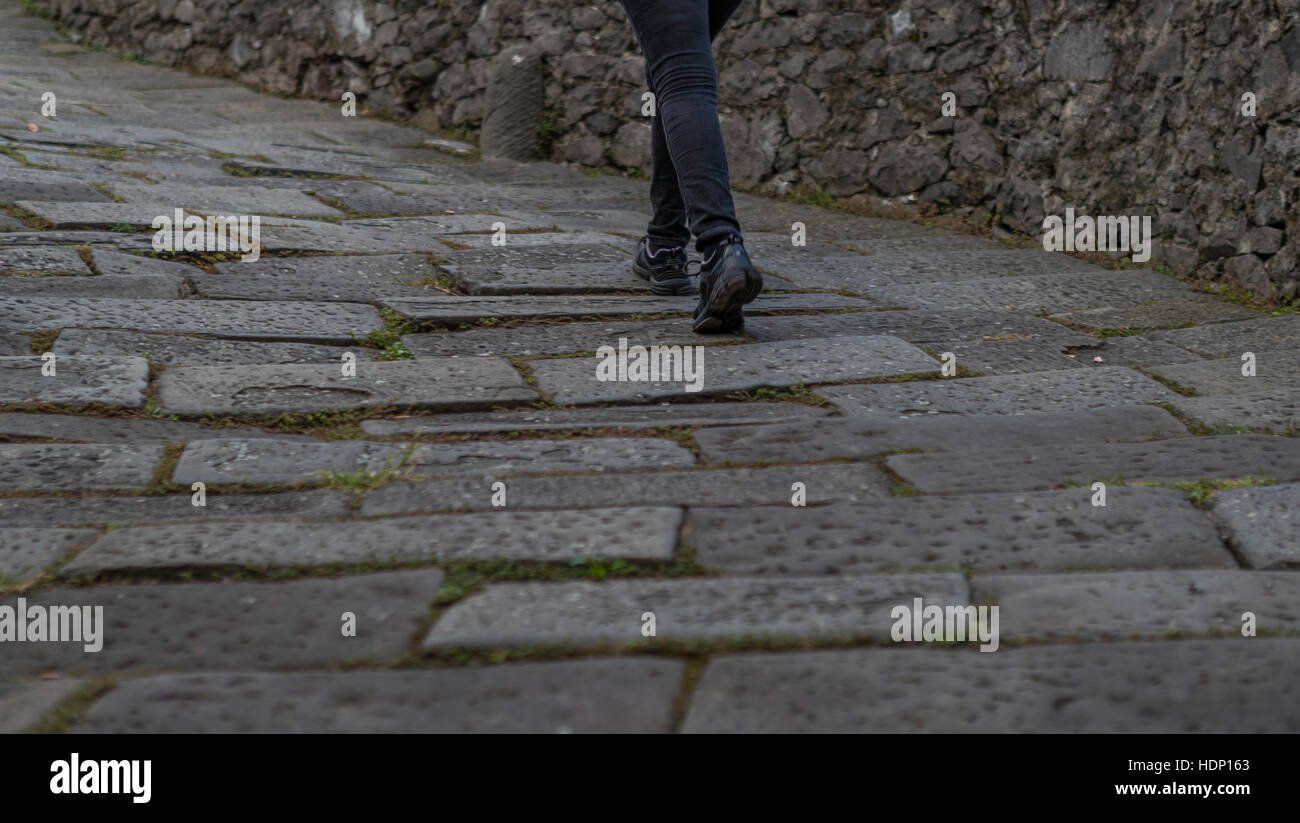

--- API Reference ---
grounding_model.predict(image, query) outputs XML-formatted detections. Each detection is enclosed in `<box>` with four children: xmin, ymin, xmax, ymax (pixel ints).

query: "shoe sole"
<box><xmin>692</xmin><ymin>266</ymin><xmax>762</xmax><ymax>334</ymax></box>
<box><xmin>632</xmin><ymin>261</ymin><xmax>693</xmax><ymax>296</ymax></box>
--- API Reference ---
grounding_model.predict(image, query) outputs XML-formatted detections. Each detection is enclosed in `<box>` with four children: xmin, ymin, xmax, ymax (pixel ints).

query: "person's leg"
<box><xmin>708</xmin><ymin>0</ymin><xmax>745</xmax><ymax>40</ymax></box>
<box><xmin>642</xmin><ymin>0</ymin><xmax>745</xmax><ymax>251</ymax></box>
<box><xmin>621</xmin><ymin>0</ymin><xmax>742</xmax><ymax>255</ymax></box>
<box><xmin>645</xmin><ymin>79</ymin><xmax>691</xmax><ymax>251</ymax></box>
<box><xmin>635</xmin><ymin>65</ymin><xmax>693</xmax><ymax>295</ymax></box>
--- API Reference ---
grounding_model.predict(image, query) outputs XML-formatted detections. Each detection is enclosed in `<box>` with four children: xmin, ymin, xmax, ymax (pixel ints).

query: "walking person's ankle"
<box><xmin>698</xmin><ymin>231</ymin><xmax>744</xmax><ymax>271</ymax></box>
<box><xmin>646</xmin><ymin>235</ymin><xmax>689</xmax><ymax>255</ymax></box>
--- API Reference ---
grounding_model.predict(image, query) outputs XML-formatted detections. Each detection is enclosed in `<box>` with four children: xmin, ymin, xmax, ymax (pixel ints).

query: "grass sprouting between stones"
<box><xmin>358</xmin><ymin>307</ymin><xmax>414</xmax><ymax>360</ymax></box>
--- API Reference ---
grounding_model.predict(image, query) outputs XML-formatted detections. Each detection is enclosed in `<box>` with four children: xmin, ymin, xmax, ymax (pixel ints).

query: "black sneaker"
<box><xmin>692</xmin><ymin>234</ymin><xmax>762</xmax><ymax>333</ymax></box>
<box><xmin>632</xmin><ymin>238</ymin><xmax>693</xmax><ymax>295</ymax></box>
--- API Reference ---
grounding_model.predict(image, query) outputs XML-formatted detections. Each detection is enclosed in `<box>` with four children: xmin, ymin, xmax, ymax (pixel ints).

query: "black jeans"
<box><xmin>620</xmin><ymin>0</ymin><xmax>745</xmax><ymax>252</ymax></box>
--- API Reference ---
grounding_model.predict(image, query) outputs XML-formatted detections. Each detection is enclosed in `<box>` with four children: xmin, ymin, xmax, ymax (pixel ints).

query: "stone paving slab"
<box><xmin>1149</xmin><ymin>349</ymin><xmax>1300</xmax><ymax>395</ymax></box>
<box><xmin>188</xmin><ymin>213</ymin><xmax>324</xmax><ymax>228</ymax></box>
<box><xmin>362</xmin><ymin>462</ymin><xmax>886</xmax><ymax>516</ymax></box>
<box><xmin>746</xmin><ymin>215</ymin><xmax>943</xmax><ymax>243</ymax></box>
<box><xmin>429</xmin><ymin>230</ymin><xmax>635</xmax><ymax>251</ymax></box>
<box><xmin>753</xmin><ymin>247</ymin><xmax>1105</xmax><ymax>292</ymax></box>
<box><xmin>171</xmin><ymin>436</ymin><xmax>696</xmax><ymax>486</ymax></box>
<box><xmin>0</xmin><ymin>167</ymin><xmax>112</xmax><ymax>203</ymax></box>
<box><xmin>0</xmin><ymin>331</ymin><xmax>30</xmax><ymax>355</ymax></box>
<box><xmin>972</xmin><ymin>571</ymin><xmax>1300</xmax><ymax>640</ymax></box>
<box><xmin>14</xmin><ymin>200</ymin><xmax>223</xmax><ymax>229</ymax></box>
<box><xmin>403</xmin><ymin>318</ymin><xmax>742</xmax><ymax>358</ymax></box>
<box><xmin>384</xmin><ymin>293</ymin><xmax>872</xmax><ymax>325</ymax></box>
<box><xmin>209</xmin><ymin>156</ymin><xmax>437</xmax><ymax>186</ymax></box>
<box><xmin>15</xmin><ymin>148</ymin><xmax>151</xmax><ymax>176</ymax></box>
<box><xmin>438</xmin><ymin>243</ymin><xmax>630</xmax><ymax>271</ymax></box>
<box><xmin>818</xmin><ymin>366</ymin><xmax>1181</xmax><ymax>417</ymax></box>
<box><xmin>0</xmin><ymin>246</ymin><xmax>92</xmax><ymax>275</ymax></box>
<box><xmin>1060</xmin><ymin>336</ymin><xmax>1204</xmax><ymax>369</ymax></box>
<box><xmin>361</xmin><ymin>402</ymin><xmax>834</xmax><ymax>436</ymax></box>
<box><xmin>89</xmin><ymin>248</ymin><xmax>202</xmax><ymax>277</ymax></box>
<box><xmin>1172</xmin><ymin>389</ymin><xmax>1300</xmax><ymax>434</ymax></box>
<box><xmin>167</xmin><ymin>438</ymin><xmax>404</xmax><ymax>486</ymax></box>
<box><xmin>302</xmin><ymin>179</ymin><xmax>503</xmax><ymax>216</ymax></box>
<box><xmin>928</xmin><ymin>339</ymin><xmax>1087</xmax><ymax>374</ymax></box>
<box><xmin>0</xmin><ymin>271</ymin><xmax>186</xmax><ymax>298</ymax></box>
<box><xmin>499</xmin><ymin>208</ymin><xmax>654</xmax><ymax>237</ymax></box>
<box><xmin>0</xmin><ymin>413</ymin><xmax>305</xmax><ymax>443</ymax></box>
<box><xmin>157</xmin><ymin>357</ymin><xmax>535</xmax><ymax>416</ymax></box>
<box><xmin>0</xmin><ymin>355</ymin><xmax>149</xmax><ymax>407</ymax></box>
<box><xmin>0</xmin><ymin>443</ymin><xmax>164</xmax><ymax>490</ymax></box>
<box><xmin>682</xmin><ymin>640</ymin><xmax>1300</xmax><ymax>732</ymax></box>
<box><xmin>0</xmin><ymin>230</ymin><xmax>156</xmax><ymax>251</ymax></box>
<box><xmin>0</xmin><ymin>490</ymin><xmax>351</xmax><ymax>529</ymax></box>
<box><xmin>1049</xmin><ymin>299</ymin><xmax>1263</xmax><ymax>331</ymax></box>
<box><xmin>861</xmin><ymin>235</ymin><xmax>1018</xmax><ymax>253</ymax></box>
<box><xmin>887</xmin><ymin>435</ymin><xmax>1300</xmax><ymax>494</ymax></box>
<box><xmin>63</xmin><ymin>507</ymin><xmax>681</xmax><ymax>576</ymax></box>
<box><xmin>398</xmin><ymin>435</ymin><xmax>699</xmax><ymax>477</ymax></box>
<box><xmin>1</xmin><ymin>527</ymin><xmax>98</xmax><ymax>585</ymax></box>
<box><xmin>0</xmin><ymin>570</ymin><xmax>442</xmax><ymax>677</ymax></box>
<box><xmin>1213</xmin><ymin>483</ymin><xmax>1300</xmax><ymax>570</ymax></box>
<box><xmin>869</xmin><ymin>270</ymin><xmax>1195</xmax><ymax>312</ymax></box>
<box><xmin>530</xmin><ymin>335</ymin><xmax>940</xmax><ymax>406</ymax></box>
<box><xmin>450</xmin><ymin>261</ymin><xmax>652</xmax><ymax>294</ymax></box>
<box><xmin>1151</xmin><ymin>315</ymin><xmax>1300</xmax><ymax>357</ymax></box>
<box><xmin>0</xmin><ymin>297</ymin><xmax>383</xmax><ymax>342</ymax></box>
<box><xmin>687</xmin><ymin>487</ymin><xmax>1229</xmax><ymax>576</ymax></box>
<box><xmin>694</xmin><ymin>405</ymin><xmax>1185</xmax><ymax>464</ymax></box>
<box><xmin>104</xmin><ymin>182</ymin><xmax>345</xmax><ymax>218</ymax></box>
<box><xmin>74</xmin><ymin>660</ymin><xmax>683</xmax><ymax>733</ymax></box>
<box><xmin>742</xmin><ymin>309</ymin><xmax>1094</xmax><ymax>346</ymax></box>
<box><xmin>0</xmin><ymin>678</ymin><xmax>85</xmax><ymax>734</ymax></box>
<box><xmin>52</xmin><ymin>329</ymin><xmax>373</xmax><ymax>366</ymax></box>
<box><xmin>200</xmin><ymin>253</ymin><xmax>443</xmax><ymax>301</ymax></box>
<box><xmin>255</xmin><ymin>215</ymin><xmax>538</xmax><ymax>253</ymax></box>
<box><xmin>425</xmin><ymin>573</ymin><xmax>969</xmax><ymax>649</ymax></box>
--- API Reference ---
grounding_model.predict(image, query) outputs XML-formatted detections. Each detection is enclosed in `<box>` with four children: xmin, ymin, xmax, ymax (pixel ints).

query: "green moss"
<box><xmin>724</xmin><ymin>384</ymin><xmax>831</xmax><ymax>407</ymax></box>
<box><xmin>27</xmin><ymin>329</ymin><xmax>60</xmax><ymax>354</ymax></box>
<box><xmin>1142</xmin><ymin>371</ymin><xmax>1200</xmax><ymax>397</ymax></box>
<box><xmin>357</xmin><ymin>307</ymin><xmax>414</xmax><ymax>361</ymax></box>
<box><xmin>317</xmin><ymin>444</ymin><xmax>417</xmax><ymax>490</ymax></box>
<box><xmin>1</xmin><ymin>202</ymin><xmax>54</xmax><ymax>230</ymax></box>
<box><xmin>536</xmin><ymin>97</ymin><xmax>562</xmax><ymax>156</ymax></box>
<box><xmin>209</xmin><ymin>151</ymin><xmax>274</xmax><ymax>163</ymax></box>
<box><xmin>25</xmin><ymin>677</ymin><xmax>117</xmax><ymax>734</ymax></box>
<box><xmin>1153</xmin><ymin>476</ymin><xmax>1276</xmax><ymax>507</ymax></box>
<box><xmin>788</xmin><ymin>179</ymin><xmax>836</xmax><ymax>209</ymax></box>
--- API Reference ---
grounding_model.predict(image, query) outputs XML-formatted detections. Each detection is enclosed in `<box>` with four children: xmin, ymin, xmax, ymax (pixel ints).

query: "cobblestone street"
<box><xmin>2</xmin><ymin>1</ymin><xmax>1298</xmax><ymax>733</ymax></box>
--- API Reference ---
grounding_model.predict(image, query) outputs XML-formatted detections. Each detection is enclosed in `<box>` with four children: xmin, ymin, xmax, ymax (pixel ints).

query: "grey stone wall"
<box><xmin>44</xmin><ymin>0</ymin><xmax>1300</xmax><ymax>300</ymax></box>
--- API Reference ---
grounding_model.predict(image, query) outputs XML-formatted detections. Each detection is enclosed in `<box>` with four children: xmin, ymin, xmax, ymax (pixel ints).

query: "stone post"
<box><xmin>480</xmin><ymin>45</ymin><xmax>543</xmax><ymax>161</ymax></box>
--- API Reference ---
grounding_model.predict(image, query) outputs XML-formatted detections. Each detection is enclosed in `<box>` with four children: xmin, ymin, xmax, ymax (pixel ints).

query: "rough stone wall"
<box><xmin>44</xmin><ymin>0</ymin><xmax>1300</xmax><ymax>300</ymax></box>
